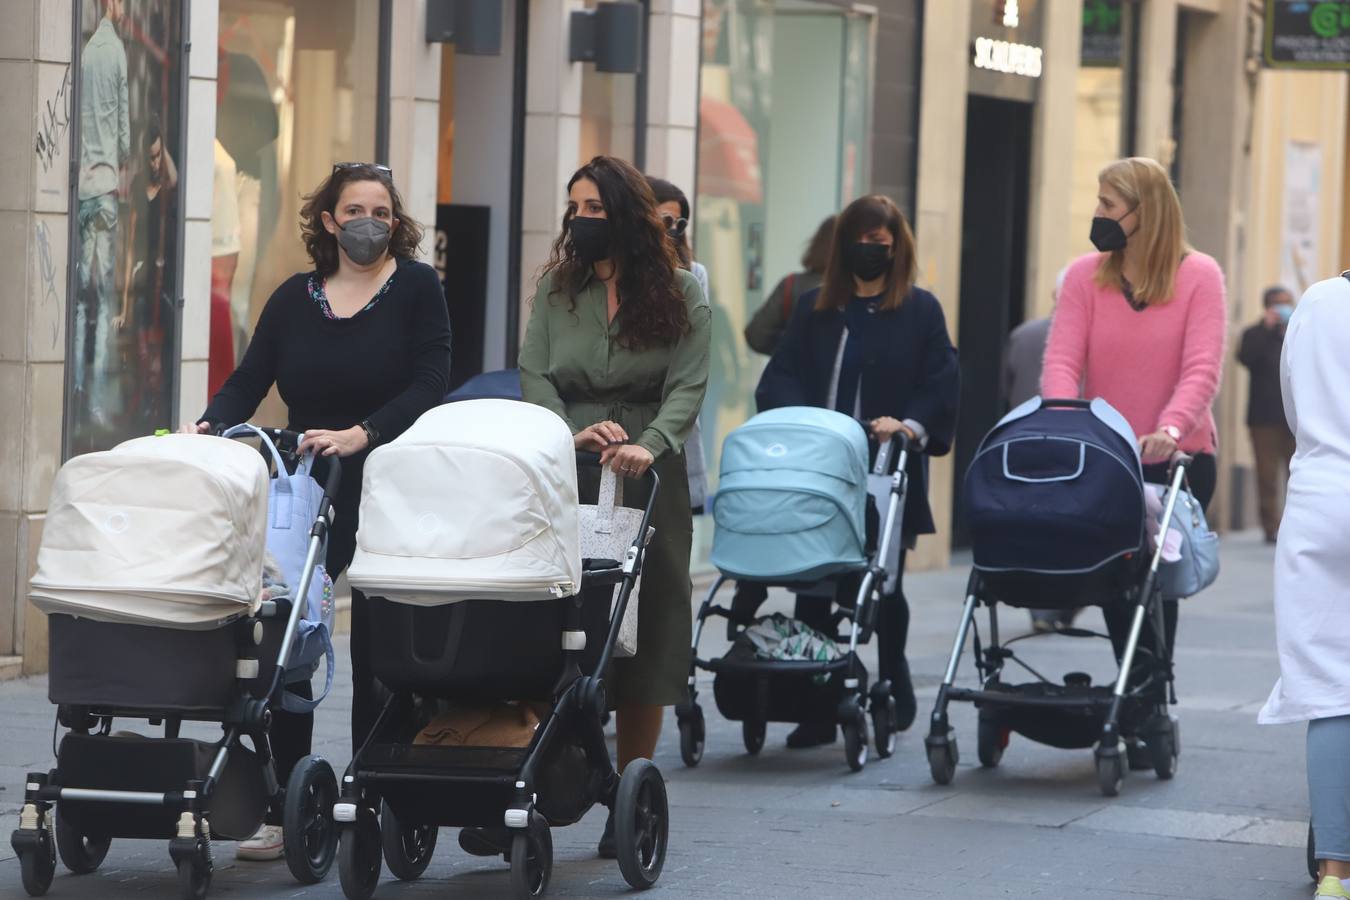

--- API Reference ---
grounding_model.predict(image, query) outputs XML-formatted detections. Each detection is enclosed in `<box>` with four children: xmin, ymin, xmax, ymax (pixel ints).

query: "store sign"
<box><xmin>973</xmin><ymin>37</ymin><xmax>1043</xmax><ymax>77</ymax></box>
<box><xmin>1082</xmin><ymin>0</ymin><xmax>1123</xmax><ymax>67</ymax></box>
<box><xmin>1264</xmin><ymin>0</ymin><xmax>1350</xmax><ymax>69</ymax></box>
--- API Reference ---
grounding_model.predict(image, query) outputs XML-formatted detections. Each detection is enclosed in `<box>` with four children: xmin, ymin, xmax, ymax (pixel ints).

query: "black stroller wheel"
<box><xmin>380</xmin><ymin>799</ymin><xmax>437</xmax><ymax>881</ymax></box>
<box><xmin>870</xmin><ymin>690</ymin><xmax>897</xmax><ymax>759</ymax></box>
<box><xmin>677</xmin><ymin>711</ymin><xmax>704</xmax><ymax>768</ymax></box>
<box><xmin>338</xmin><ymin>807</ymin><xmax>382</xmax><ymax>900</ymax></box>
<box><xmin>615</xmin><ymin>759</ymin><xmax>668</xmax><ymax>890</ymax></box>
<box><xmin>17</xmin><ymin>826</ymin><xmax>56</xmax><ymax>897</ymax></box>
<box><xmin>977</xmin><ymin>718</ymin><xmax>1007</xmax><ymax>769</ymax></box>
<box><xmin>1148</xmin><ymin>717</ymin><xmax>1180</xmax><ymax>781</ymax></box>
<box><xmin>1095</xmin><ymin>745</ymin><xmax>1124</xmax><ymax>797</ymax></box>
<box><xmin>283</xmin><ymin>755</ymin><xmax>339</xmax><ymax>884</ymax></box>
<box><xmin>508</xmin><ymin>811</ymin><xmax>552</xmax><ymax>899</ymax></box>
<box><xmin>174</xmin><ymin>838</ymin><xmax>212</xmax><ymax>900</ymax></box>
<box><xmin>926</xmin><ymin>736</ymin><xmax>958</xmax><ymax>785</ymax></box>
<box><xmin>1308</xmin><ymin>822</ymin><xmax>1319</xmax><ymax>883</ymax></box>
<box><xmin>55</xmin><ymin>806</ymin><xmax>110</xmax><ymax>874</ymax></box>
<box><xmin>742</xmin><ymin>720</ymin><xmax>766</xmax><ymax>756</ymax></box>
<box><xmin>842</xmin><ymin>706</ymin><xmax>869</xmax><ymax>772</ymax></box>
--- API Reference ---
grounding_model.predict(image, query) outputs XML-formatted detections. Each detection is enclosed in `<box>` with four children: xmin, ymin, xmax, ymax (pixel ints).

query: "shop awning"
<box><xmin>698</xmin><ymin>96</ymin><xmax>763</xmax><ymax>204</ymax></box>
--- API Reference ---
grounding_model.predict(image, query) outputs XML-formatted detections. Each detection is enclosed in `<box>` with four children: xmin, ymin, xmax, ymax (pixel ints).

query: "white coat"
<box><xmin>1259</xmin><ymin>273</ymin><xmax>1350</xmax><ymax>724</ymax></box>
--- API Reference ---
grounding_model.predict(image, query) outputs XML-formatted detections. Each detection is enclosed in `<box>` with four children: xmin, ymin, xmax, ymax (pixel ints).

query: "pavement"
<box><xmin>0</xmin><ymin>530</ymin><xmax>1312</xmax><ymax>899</ymax></box>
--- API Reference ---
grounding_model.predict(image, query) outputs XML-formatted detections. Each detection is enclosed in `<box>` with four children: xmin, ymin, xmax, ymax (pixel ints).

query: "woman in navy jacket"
<box><xmin>748</xmin><ymin>194</ymin><xmax>959</xmax><ymax>748</ymax></box>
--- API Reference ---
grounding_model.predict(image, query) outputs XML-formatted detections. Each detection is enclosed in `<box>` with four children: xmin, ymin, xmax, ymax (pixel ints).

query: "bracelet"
<box><xmin>359</xmin><ymin>419</ymin><xmax>379</xmax><ymax>447</ymax></box>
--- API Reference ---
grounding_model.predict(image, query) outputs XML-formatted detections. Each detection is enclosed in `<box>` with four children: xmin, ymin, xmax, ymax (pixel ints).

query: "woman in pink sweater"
<box><xmin>1041</xmin><ymin>157</ymin><xmax>1226</xmax><ymax>764</ymax></box>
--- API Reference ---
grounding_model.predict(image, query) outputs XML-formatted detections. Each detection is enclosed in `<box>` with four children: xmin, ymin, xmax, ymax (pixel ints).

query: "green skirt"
<box><xmin>578</xmin><ymin>450</ymin><xmax>693</xmax><ymax>708</ymax></box>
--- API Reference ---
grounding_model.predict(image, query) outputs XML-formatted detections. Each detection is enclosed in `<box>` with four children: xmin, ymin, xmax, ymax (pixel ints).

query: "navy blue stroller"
<box><xmin>925</xmin><ymin>398</ymin><xmax>1194</xmax><ymax>797</ymax></box>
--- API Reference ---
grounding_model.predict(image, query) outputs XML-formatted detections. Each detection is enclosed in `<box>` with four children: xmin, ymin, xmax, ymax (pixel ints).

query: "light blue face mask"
<box><xmin>1276</xmin><ymin>303</ymin><xmax>1294</xmax><ymax>325</ymax></box>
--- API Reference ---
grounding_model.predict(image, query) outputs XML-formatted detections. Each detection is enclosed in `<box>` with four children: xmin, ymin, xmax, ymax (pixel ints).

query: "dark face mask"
<box><xmin>569</xmin><ymin>215</ymin><xmax>612</xmax><ymax>263</ymax></box>
<box><xmin>1089</xmin><ymin>208</ymin><xmax>1136</xmax><ymax>253</ymax></box>
<box><xmin>844</xmin><ymin>241</ymin><xmax>893</xmax><ymax>282</ymax></box>
<box><xmin>336</xmin><ymin>216</ymin><xmax>392</xmax><ymax>266</ymax></box>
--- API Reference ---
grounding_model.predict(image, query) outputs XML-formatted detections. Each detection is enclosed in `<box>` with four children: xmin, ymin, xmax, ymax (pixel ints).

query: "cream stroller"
<box><xmin>339</xmin><ymin>399</ymin><xmax>667</xmax><ymax>899</ymax></box>
<box><xmin>10</xmin><ymin>429</ymin><xmax>341</xmax><ymax>899</ymax></box>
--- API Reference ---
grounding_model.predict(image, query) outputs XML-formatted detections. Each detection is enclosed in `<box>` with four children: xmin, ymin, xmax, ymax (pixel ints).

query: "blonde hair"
<box><xmin>1094</xmin><ymin>157</ymin><xmax>1191</xmax><ymax>305</ymax></box>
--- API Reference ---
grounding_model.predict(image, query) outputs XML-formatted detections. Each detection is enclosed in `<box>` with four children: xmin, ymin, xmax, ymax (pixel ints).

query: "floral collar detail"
<box><xmin>308</xmin><ymin>271</ymin><xmax>395</xmax><ymax>320</ymax></box>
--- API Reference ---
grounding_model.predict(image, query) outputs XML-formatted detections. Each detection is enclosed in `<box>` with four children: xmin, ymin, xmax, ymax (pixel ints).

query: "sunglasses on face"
<box><xmin>662</xmin><ymin>214</ymin><xmax>689</xmax><ymax>235</ymax></box>
<box><xmin>333</xmin><ymin>162</ymin><xmax>393</xmax><ymax>178</ymax></box>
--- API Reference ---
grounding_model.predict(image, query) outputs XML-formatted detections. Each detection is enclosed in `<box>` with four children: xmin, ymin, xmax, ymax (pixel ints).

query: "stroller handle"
<box><xmin>853</xmin><ymin>418</ymin><xmax>914</xmax><ymax>454</ymax></box>
<box><xmin>1040</xmin><ymin>397</ymin><xmax>1093</xmax><ymax>409</ymax></box>
<box><xmin>221</xmin><ymin>424</ymin><xmax>343</xmax><ymax>500</ymax></box>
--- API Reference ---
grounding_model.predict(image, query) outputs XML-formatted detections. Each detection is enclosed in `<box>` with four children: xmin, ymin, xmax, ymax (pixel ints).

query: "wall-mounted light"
<box><xmin>426</xmin><ymin>0</ymin><xmax>503</xmax><ymax>56</ymax></box>
<box><xmin>569</xmin><ymin>1</ymin><xmax>643</xmax><ymax>74</ymax></box>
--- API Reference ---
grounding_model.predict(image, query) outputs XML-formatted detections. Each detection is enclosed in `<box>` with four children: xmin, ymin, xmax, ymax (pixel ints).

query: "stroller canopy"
<box><xmin>964</xmin><ymin>397</ymin><xmax>1145</xmax><ymax>575</ymax></box>
<box><xmin>444</xmin><ymin>369</ymin><xmax>522</xmax><ymax>403</ymax></box>
<box><xmin>348</xmin><ymin>399</ymin><xmax>582</xmax><ymax>605</ymax></box>
<box><xmin>711</xmin><ymin>407</ymin><xmax>869</xmax><ymax>582</ymax></box>
<box><xmin>30</xmin><ymin>435</ymin><xmax>269</xmax><ymax>629</ymax></box>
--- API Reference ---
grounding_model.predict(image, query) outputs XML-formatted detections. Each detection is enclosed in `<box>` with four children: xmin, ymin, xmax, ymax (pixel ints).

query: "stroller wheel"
<box><xmin>870</xmin><ymin>688</ymin><xmax>897</xmax><ymax>759</ymax></box>
<box><xmin>1095</xmin><ymin>744</ymin><xmax>1124</xmax><ymax>797</ymax></box>
<box><xmin>676</xmin><ymin>704</ymin><xmax>704</xmax><ymax>768</ymax></box>
<box><xmin>977</xmin><ymin>718</ymin><xmax>1008</xmax><ymax>769</ymax></box>
<box><xmin>15</xmin><ymin>824</ymin><xmax>56</xmax><ymax>897</ymax></box>
<box><xmin>380</xmin><ymin>799</ymin><xmax>437</xmax><ymax>881</ymax></box>
<box><xmin>926</xmin><ymin>735</ymin><xmax>958</xmax><ymax>785</ymax></box>
<box><xmin>283</xmin><ymin>755</ymin><xmax>339</xmax><ymax>884</ymax></box>
<box><xmin>174</xmin><ymin>838</ymin><xmax>212</xmax><ymax>900</ymax></box>
<box><xmin>55</xmin><ymin>806</ymin><xmax>110</xmax><ymax>874</ymax></box>
<box><xmin>842</xmin><ymin>706</ymin><xmax>869</xmax><ymax>773</ymax></box>
<box><xmin>338</xmin><ymin>806</ymin><xmax>382</xmax><ymax>900</ymax></box>
<box><xmin>1147</xmin><ymin>716</ymin><xmax>1180</xmax><ymax>781</ymax></box>
<box><xmin>1308</xmin><ymin>822</ymin><xmax>1318</xmax><ymax>883</ymax></box>
<box><xmin>742</xmin><ymin>720</ymin><xmax>766</xmax><ymax>756</ymax></box>
<box><xmin>508</xmin><ymin>811</ymin><xmax>552</xmax><ymax>899</ymax></box>
<box><xmin>615</xmin><ymin>758</ymin><xmax>668</xmax><ymax>890</ymax></box>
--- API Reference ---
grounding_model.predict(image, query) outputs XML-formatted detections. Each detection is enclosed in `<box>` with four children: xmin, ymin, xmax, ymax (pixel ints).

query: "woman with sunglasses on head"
<box><xmin>187</xmin><ymin>162</ymin><xmax>451</xmax><ymax>860</ymax></box>
<box><xmin>753</xmin><ymin>193</ymin><xmax>959</xmax><ymax>748</ymax></box>
<box><xmin>516</xmin><ymin>156</ymin><xmax>710</xmax><ymax>858</ymax></box>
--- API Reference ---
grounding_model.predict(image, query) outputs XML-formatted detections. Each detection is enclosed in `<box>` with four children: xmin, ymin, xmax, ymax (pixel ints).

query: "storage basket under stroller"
<box><xmin>11</xmin><ymin>430</ymin><xmax>344</xmax><ymax>898</ymax></box>
<box><xmin>681</xmin><ymin>407</ymin><xmax>911</xmax><ymax>772</ymax></box>
<box><xmin>926</xmin><ymin>397</ymin><xmax>1196</xmax><ymax>797</ymax></box>
<box><xmin>338</xmin><ymin>399</ymin><xmax>669</xmax><ymax>899</ymax></box>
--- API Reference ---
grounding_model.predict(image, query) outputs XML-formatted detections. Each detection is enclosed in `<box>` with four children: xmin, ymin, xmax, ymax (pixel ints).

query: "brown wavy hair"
<box><xmin>815</xmin><ymin>195</ymin><xmax>917</xmax><ymax>313</ymax></box>
<box><xmin>539</xmin><ymin>156</ymin><xmax>688</xmax><ymax>349</ymax></box>
<box><xmin>299</xmin><ymin>164</ymin><xmax>423</xmax><ymax>277</ymax></box>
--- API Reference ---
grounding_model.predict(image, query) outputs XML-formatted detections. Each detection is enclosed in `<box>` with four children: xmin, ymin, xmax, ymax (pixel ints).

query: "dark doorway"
<box><xmin>951</xmin><ymin>94</ymin><xmax>1033</xmax><ymax>549</ymax></box>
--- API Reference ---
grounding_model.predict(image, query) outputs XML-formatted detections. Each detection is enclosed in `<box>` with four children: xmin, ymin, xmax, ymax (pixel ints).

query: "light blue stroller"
<box><xmin>676</xmin><ymin>407</ymin><xmax>910</xmax><ymax>772</ymax></box>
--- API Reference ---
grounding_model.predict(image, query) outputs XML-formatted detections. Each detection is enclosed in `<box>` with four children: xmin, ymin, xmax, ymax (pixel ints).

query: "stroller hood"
<box><xmin>710</xmin><ymin>407</ymin><xmax>870</xmax><ymax>581</ymax></box>
<box><xmin>29</xmin><ymin>434</ymin><xmax>269</xmax><ymax>629</ymax></box>
<box><xmin>348</xmin><ymin>399</ymin><xmax>582</xmax><ymax>604</ymax></box>
<box><xmin>964</xmin><ymin>397</ymin><xmax>1146</xmax><ymax>575</ymax></box>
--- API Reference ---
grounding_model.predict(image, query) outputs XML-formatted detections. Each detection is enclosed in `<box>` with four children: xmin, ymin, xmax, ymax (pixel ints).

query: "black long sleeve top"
<box><xmin>1236</xmin><ymin>321</ymin><xmax>1286</xmax><ymax>428</ymax></box>
<box><xmin>201</xmin><ymin>259</ymin><xmax>451</xmax><ymax>442</ymax></box>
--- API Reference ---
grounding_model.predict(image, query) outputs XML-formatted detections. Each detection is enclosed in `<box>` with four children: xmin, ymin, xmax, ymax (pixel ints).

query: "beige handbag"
<box><xmin>578</xmin><ymin>464</ymin><xmax>650</xmax><ymax>657</ymax></box>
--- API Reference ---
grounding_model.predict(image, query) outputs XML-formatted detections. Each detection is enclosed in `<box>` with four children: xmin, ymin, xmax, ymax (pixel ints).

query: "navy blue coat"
<box><xmin>755</xmin><ymin>286</ymin><xmax>960</xmax><ymax>537</ymax></box>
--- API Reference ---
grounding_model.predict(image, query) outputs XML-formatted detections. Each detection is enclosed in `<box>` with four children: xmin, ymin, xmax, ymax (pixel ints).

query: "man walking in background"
<box><xmin>1238</xmin><ymin>285</ymin><xmax>1297</xmax><ymax>544</ymax></box>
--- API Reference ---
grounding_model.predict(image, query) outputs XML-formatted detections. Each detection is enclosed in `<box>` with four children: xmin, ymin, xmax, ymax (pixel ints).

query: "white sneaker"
<box><xmin>235</xmin><ymin>824</ymin><xmax>285</xmax><ymax>861</ymax></box>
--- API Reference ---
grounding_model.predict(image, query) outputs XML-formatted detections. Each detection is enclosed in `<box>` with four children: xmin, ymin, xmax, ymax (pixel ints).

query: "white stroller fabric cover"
<box><xmin>348</xmin><ymin>399</ymin><xmax>582</xmax><ymax>605</ymax></box>
<box><xmin>30</xmin><ymin>435</ymin><xmax>268</xmax><ymax>629</ymax></box>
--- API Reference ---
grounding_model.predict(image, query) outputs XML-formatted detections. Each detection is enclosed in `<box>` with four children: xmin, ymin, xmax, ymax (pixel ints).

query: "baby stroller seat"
<box><xmin>680</xmin><ymin>407</ymin><xmax>912</xmax><ymax>772</ymax></box>
<box><xmin>340</xmin><ymin>399</ymin><xmax>668</xmax><ymax>899</ymax></box>
<box><xmin>926</xmin><ymin>397</ymin><xmax>1199</xmax><ymax>797</ymax></box>
<box><xmin>11</xmin><ymin>429</ymin><xmax>343</xmax><ymax>898</ymax></box>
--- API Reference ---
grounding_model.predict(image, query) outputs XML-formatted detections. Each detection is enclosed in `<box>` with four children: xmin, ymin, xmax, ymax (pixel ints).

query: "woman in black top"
<box><xmin>190</xmin><ymin>163</ymin><xmax>451</xmax><ymax>858</ymax></box>
<box><xmin>753</xmin><ymin>194</ymin><xmax>959</xmax><ymax>747</ymax></box>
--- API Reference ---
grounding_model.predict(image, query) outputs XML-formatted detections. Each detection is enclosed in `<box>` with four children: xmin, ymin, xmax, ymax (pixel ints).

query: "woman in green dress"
<box><xmin>520</xmin><ymin>156</ymin><xmax>710</xmax><ymax>856</ymax></box>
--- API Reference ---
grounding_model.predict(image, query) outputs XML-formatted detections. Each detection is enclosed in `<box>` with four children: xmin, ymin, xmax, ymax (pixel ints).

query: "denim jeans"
<box><xmin>74</xmin><ymin>192</ymin><xmax>119</xmax><ymax>420</ymax></box>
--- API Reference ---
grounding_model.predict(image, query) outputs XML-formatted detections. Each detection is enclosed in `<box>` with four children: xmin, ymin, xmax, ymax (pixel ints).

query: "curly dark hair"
<box><xmin>299</xmin><ymin>164</ymin><xmax>423</xmax><ymax>277</ymax></box>
<box><xmin>540</xmin><ymin>156</ymin><xmax>688</xmax><ymax>349</ymax></box>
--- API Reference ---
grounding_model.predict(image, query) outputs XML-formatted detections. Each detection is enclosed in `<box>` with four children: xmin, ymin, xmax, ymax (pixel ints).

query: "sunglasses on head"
<box><xmin>662</xmin><ymin>214</ymin><xmax>689</xmax><ymax>235</ymax></box>
<box><xmin>333</xmin><ymin>162</ymin><xmax>393</xmax><ymax>178</ymax></box>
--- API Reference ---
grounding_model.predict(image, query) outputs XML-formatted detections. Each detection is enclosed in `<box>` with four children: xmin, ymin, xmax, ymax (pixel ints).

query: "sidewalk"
<box><xmin>0</xmin><ymin>531</ymin><xmax>1310</xmax><ymax>898</ymax></box>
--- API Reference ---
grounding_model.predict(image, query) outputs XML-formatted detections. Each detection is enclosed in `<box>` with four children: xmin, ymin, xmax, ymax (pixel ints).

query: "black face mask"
<box><xmin>1089</xmin><ymin>208</ymin><xmax>1137</xmax><ymax>253</ymax></box>
<box><xmin>569</xmin><ymin>215</ymin><xmax>612</xmax><ymax>263</ymax></box>
<box><xmin>844</xmin><ymin>242</ymin><xmax>893</xmax><ymax>282</ymax></box>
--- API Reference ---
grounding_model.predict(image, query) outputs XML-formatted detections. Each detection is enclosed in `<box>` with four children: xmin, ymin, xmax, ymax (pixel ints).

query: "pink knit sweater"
<box><xmin>1041</xmin><ymin>251</ymin><xmax>1227</xmax><ymax>455</ymax></box>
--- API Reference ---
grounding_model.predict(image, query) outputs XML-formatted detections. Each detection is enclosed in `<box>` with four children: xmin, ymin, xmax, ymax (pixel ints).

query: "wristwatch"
<box><xmin>1161</xmin><ymin>425</ymin><xmax>1181</xmax><ymax>443</ymax></box>
<box><xmin>359</xmin><ymin>419</ymin><xmax>380</xmax><ymax>447</ymax></box>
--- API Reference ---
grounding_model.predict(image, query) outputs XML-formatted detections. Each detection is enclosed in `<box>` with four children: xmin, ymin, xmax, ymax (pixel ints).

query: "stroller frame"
<box><xmin>333</xmin><ymin>452</ymin><xmax>668</xmax><ymax>900</ymax></box>
<box><xmin>678</xmin><ymin>435</ymin><xmax>911</xmax><ymax>773</ymax></box>
<box><xmin>925</xmin><ymin>454</ymin><xmax>1193</xmax><ymax>797</ymax></box>
<box><xmin>10</xmin><ymin>428</ymin><xmax>342</xmax><ymax>899</ymax></box>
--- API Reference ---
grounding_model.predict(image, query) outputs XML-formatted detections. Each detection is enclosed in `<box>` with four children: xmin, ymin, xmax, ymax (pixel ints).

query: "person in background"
<box><xmin>744</xmin><ymin>215</ymin><xmax>837</xmax><ymax>355</ymax></box>
<box><xmin>1004</xmin><ymin>265</ymin><xmax>1075</xmax><ymax>633</ymax></box>
<box><xmin>1238</xmin><ymin>285</ymin><xmax>1297</xmax><ymax>544</ymax></box>
<box><xmin>1256</xmin><ymin>272</ymin><xmax>1350</xmax><ymax>900</ymax></box>
<box><xmin>190</xmin><ymin>163</ymin><xmax>451</xmax><ymax>861</ymax></box>
<box><xmin>1041</xmin><ymin>156</ymin><xmax>1226</xmax><ymax>770</ymax></box>
<box><xmin>648</xmin><ymin>176</ymin><xmax>710</xmax><ymax>514</ymax></box>
<box><xmin>209</xmin><ymin>137</ymin><xmax>241</xmax><ymax>397</ymax></box>
<box><xmin>752</xmin><ymin>194</ymin><xmax>960</xmax><ymax>747</ymax></box>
